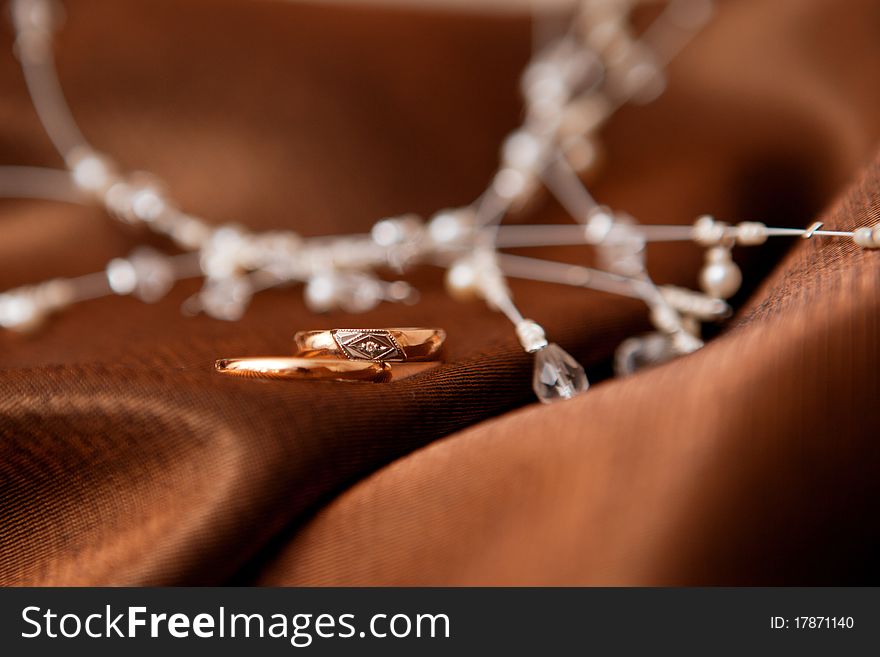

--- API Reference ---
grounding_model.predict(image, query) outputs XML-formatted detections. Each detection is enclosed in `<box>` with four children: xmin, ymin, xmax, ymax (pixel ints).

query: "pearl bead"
<box><xmin>853</xmin><ymin>227</ymin><xmax>877</xmax><ymax>248</ymax></box>
<box><xmin>129</xmin><ymin>185</ymin><xmax>167</xmax><ymax>222</ymax></box>
<box><xmin>583</xmin><ymin>207</ymin><xmax>615</xmax><ymax>244</ymax></box>
<box><xmin>101</xmin><ymin>172</ymin><xmax>170</xmax><ymax>224</ymax></box>
<box><xmin>106</xmin><ymin>248</ymin><xmax>174</xmax><ymax>303</ymax></box>
<box><xmin>699</xmin><ymin>247</ymin><xmax>741</xmax><ymax>299</ymax></box>
<box><xmin>501</xmin><ymin>130</ymin><xmax>544</xmax><ymax>173</ymax></box>
<box><xmin>106</xmin><ymin>257</ymin><xmax>138</xmax><ymax>296</ymax></box>
<box><xmin>445</xmin><ymin>259</ymin><xmax>478</xmax><ymax>301</ymax></box>
<box><xmin>693</xmin><ymin>215</ymin><xmax>727</xmax><ymax>246</ymax></box>
<box><xmin>0</xmin><ymin>291</ymin><xmax>42</xmax><ymax>331</ymax></box>
<box><xmin>68</xmin><ymin>148</ymin><xmax>118</xmax><ymax>198</ymax></box>
<box><xmin>736</xmin><ymin>221</ymin><xmax>767</xmax><ymax>246</ymax></box>
<box><xmin>371</xmin><ymin>219</ymin><xmax>399</xmax><ymax>247</ymax></box>
<box><xmin>428</xmin><ymin>208</ymin><xmax>475</xmax><ymax>246</ymax></box>
<box><xmin>521</xmin><ymin>62</ymin><xmax>567</xmax><ymax>109</ymax></box>
<box><xmin>371</xmin><ymin>214</ymin><xmax>422</xmax><ymax>247</ymax></box>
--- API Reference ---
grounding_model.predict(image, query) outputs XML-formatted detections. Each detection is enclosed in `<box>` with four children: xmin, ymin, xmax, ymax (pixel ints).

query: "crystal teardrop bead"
<box><xmin>532</xmin><ymin>343</ymin><xmax>589</xmax><ymax>404</ymax></box>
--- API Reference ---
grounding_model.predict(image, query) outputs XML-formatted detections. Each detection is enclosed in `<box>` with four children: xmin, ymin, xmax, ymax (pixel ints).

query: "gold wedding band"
<box><xmin>216</xmin><ymin>328</ymin><xmax>445</xmax><ymax>383</ymax></box>
<box><xmin>294</xmin><ymin>328</ymin><xmax>445</xmax><ymax>362</ymax></box>
<box><xmin>215</xmin><ymin>357</ymin><xmax>391</xmax><ymax>382</ymax></box>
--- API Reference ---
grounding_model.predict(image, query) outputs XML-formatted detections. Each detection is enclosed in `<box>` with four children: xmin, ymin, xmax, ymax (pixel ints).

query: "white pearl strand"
<box><xmin>3</xmin><ymin>0</ymin><xmax>878</xmax><ymax>403</ymax></box>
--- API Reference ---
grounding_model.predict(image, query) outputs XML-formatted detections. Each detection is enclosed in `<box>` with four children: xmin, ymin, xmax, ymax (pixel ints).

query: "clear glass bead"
<box><xmin>106</xmin><ymin>247</ymin><xmax>174</xmax><ymax>303</ymax></box>
<box><xmin>428</xmin><ymin>208</ymin><xmax>475</xmax><ymax>246</ymax></box>
<box><xmin>127</xmin><ymin>247</ymin><xmax>175</xmax><ymax>303</ymax></box>
<box><xmin>304</xmin><ymin>272</ymin><xmax>383</xmax><ymax>314</ymax></box>
<box><xmin>338</xmin><ymin>274</ymin><xmax>382</xmax><ymax>314</ymax></box>
<box><xmin>532</xmin><ymin>343</ymin><xmax>589</xmax><ymax>404</ymax></box>
<box><xmin>198</xmin><ymin>276</ymin><xmax>253</xmax><ymax>321</ymax></box>
<box><xmin>597</xmin><ymin>220</ymin><xmax>646</xmax><ymax>276</ymax></box>
<box><xmin>371</xmin><ymin>214</ymin><xmax>423</xmax><ymax>249</ymax></box>
<box><xmin>200</xmin><ymin>226</ymin><xmax>247</xmax><ymax>279</ymax></box>
<box><xmin>129</xmin><ymin>185</ymin><xmax>167</xmax><ymax>222</ymax></box>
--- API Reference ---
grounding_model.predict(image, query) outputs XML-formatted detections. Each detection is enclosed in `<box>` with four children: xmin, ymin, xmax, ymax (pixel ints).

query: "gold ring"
<box><xmin>215</xmin><ymin>357</ymin><xmax>391</xmax><ymax>382</ymax></box>
<box><xmin>294</xmin><ymin>328</ymin><xmax>446</xmax><ymax>362</ymax></box>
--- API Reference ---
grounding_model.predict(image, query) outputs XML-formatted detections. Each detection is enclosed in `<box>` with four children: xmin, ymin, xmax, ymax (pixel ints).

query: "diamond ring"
<box><xmin>293</xmin><ymin>328</ymin><xmax>446</xmax><ymax>362</ymax></box>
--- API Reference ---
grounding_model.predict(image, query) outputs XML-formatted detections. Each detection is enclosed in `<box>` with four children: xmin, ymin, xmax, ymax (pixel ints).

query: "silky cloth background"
<box><xmin>1</xmin><ymin>0</ymin><xmax>879</xmax><ymax>585</ymax></box>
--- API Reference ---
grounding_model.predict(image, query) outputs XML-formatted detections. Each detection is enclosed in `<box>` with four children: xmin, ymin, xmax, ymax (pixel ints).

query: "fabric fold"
<box><xmin>1</xmin><ymin>0</ymin><xmax>879</xmax><ymax>585</ymax></box>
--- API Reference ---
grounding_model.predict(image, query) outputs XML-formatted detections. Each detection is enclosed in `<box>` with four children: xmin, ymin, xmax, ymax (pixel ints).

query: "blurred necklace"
<box><xmin>2</xmin><ymin>0</ymin><xmax>876</xmax><ymax>403</ymax></box>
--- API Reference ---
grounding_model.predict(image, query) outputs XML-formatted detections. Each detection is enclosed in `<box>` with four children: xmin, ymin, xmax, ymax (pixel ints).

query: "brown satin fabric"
<box><xmin>1</xmin><ymin>0</ymin><xmax>879</xmax><ymax>586</ymax></box>
<box><xmin>258</xmin><ymin>158</ymin><xmax>880</xmax><ymax>585</ymax></box>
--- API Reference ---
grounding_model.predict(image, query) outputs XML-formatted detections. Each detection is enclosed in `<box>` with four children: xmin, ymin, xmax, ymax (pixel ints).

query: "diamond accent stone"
<box><xmin>532</xmin><ymin>343</ymin><xmax>589</xmax><ymax>404</ymax></box>
<box><xmin>332</xmin><ymin>329</ymin><xmax>404</xmax><ymax>361</ymax></box>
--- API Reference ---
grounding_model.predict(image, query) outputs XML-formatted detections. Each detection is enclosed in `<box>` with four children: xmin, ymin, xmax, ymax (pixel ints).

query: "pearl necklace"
<box><xmin>2</xmin><ymin>0</ymin><xmax>877</xmax><ymax>404</ymax></box>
